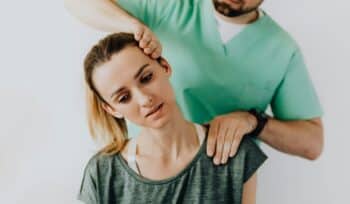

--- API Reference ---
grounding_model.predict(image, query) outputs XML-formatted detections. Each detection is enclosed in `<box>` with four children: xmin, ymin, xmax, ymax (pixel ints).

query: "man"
<box><xmin>65</xmin><ymin>0</ymin><xmax>324</xmax><ymax>163</ymax></box>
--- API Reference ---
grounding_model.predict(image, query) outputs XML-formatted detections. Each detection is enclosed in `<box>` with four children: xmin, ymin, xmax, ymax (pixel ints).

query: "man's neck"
<box><xmin>214</xmin><ymin>9</ymin><xmax>259</xmax><ymax>25</ymax></box>
<box><xmin>137</xmin><ymin>107</ymin><xmax>199</xmax><ymax>161</ymax></box>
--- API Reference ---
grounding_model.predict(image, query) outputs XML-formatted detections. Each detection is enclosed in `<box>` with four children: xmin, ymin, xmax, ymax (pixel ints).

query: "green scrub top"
<box><xmin>117</xmin><ymin>0</ymin><xmax>322</xmax><ymax>128</ymax></box>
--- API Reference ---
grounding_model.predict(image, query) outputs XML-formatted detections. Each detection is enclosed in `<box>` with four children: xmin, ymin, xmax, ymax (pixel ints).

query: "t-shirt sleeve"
<box><xmin>116</xmin><ymin>0</ymin><xmax>173</xmax><ymax>29</ymax></box>
<box><xmin>241</xmin><ymin>138</ymin><xmax>268</xmax><ymax>183</ymax></box>
<box><xmin>78</xmin><ymin>159</ymin><xmax>98</xmax><ymax>204</ymax></box>
<box><xmin>271</xmin><ymin>49</ymin><xmax>323</xmax><ymax>120</ymax></box>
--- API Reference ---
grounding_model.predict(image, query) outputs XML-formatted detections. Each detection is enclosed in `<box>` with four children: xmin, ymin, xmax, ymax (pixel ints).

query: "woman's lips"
<box><xmin>146</xmin><ymin>103</ymin><xmax>164</xmax><ymax>118</ymax></box>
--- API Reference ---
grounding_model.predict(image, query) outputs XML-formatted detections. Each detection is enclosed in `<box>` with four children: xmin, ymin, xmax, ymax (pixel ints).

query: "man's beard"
<box><xmin>213</xmin><ymin>0</ymin><xmax>263</xmax><ymax>17</ymax></box>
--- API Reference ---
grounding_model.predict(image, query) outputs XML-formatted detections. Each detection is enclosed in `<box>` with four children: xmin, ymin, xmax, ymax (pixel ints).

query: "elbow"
<box><xmin>303</xmin><ymin>129</ymin><xmax>324</xmax><ymax>161</ymax></box>
<box><xmin>304</xmin><ymin>145</ymin><xmax>323</xmax><ymax>161</ymax></box>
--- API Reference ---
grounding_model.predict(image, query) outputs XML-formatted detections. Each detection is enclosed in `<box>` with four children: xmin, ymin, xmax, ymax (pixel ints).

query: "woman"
<box><xmin>79</xmin><ymin>33</ymin><xmax>267</xmax><ymax>204</ymax></box>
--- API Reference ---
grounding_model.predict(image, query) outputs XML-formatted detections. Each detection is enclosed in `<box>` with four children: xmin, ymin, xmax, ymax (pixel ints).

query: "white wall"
<box><xmin>0</xmin><ymin>0</ymin><xmax>348</xmax><ymax>203</ymax></box>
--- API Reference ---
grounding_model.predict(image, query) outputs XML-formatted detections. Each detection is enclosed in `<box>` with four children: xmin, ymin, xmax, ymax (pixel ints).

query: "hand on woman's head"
<box><xmin>130</xmin><ymin>21</ymin><xmax>162</xmax><ymax>59</ymax></box>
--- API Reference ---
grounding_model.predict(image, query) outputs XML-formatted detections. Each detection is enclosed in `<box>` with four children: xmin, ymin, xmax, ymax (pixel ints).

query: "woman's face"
<box><xmin>92</xmin><ymin>46</ymin><xmax>176</xmax><ymax>129</ymax></box>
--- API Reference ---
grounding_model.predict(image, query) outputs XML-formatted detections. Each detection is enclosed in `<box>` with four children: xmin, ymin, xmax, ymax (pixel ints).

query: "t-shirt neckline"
<box><xmin>116</xmin><ymin>124</ymin><xmax>208</xmax><ymax>185</ymax></box>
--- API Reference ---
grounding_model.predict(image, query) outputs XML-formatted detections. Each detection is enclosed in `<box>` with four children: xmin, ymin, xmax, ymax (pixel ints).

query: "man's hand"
<box><xmin>130</xmin><ymin>21</ymin><xmax>162</xmax><ymax>59</ymax></box>
<box><xmin>207</xmin><ymin>111</ymin><xmax>257</xmax><ymax>165</ymax></box>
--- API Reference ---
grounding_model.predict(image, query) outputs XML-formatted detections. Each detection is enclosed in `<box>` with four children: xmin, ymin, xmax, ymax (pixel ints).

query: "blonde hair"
<box><xmin>83</xmin><ymin>33</ymin><xmax>138</xmax><ymax>155</ymax></box>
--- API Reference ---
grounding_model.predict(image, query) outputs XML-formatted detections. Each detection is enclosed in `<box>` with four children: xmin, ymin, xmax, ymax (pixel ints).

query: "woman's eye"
<box><xmin>140</xmin><ymin>73</ymin><xmax>153</xmax><ymax>84</ymax></box>
<box><xmin>118</xmin><ymin>94</ymin><xmax>130</xmax><ymax>103</ymax></box>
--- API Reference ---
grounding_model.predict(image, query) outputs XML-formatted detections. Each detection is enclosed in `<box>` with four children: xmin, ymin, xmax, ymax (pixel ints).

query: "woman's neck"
<box><xmin>137</xmin><ymin>108</ymin><xmax>199</xmax><ymax>161</ymax></box>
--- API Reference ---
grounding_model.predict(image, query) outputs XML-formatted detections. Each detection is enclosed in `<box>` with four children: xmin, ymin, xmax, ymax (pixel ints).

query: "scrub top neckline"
<box><xmin>202</xmin><ymin>0</ymin><xmax>270</xmax><ymax>55</ymax></box>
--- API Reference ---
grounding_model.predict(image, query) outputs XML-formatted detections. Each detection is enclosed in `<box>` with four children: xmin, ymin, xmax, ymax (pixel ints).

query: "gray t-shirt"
<box><xmin>78</xmin><ymin>136</ymin><xmax>267</xmax><ymax>204</ymax></box>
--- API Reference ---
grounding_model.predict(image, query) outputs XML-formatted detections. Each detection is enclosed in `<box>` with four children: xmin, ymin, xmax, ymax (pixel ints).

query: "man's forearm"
<box><xmin>64</xmin><ymin>0</ymin><xmax>138</xmax><ymax>32</ymax></box>
<box><xmin>259</xmin><ymin>117</ymin><xmax>324</xmax><ymax>160</ymax></box>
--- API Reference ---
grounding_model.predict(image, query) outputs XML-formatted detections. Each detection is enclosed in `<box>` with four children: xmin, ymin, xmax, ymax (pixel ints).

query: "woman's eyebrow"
<box><xmin>110</xmin><ymin>87</ymin><xmax>126</xmax><ymax>100</ymax></box>
<box><xmin>110</xmin><ymin>63</ymin><xmax>150</xmax><ymax>99</ymax></box>
<box><xmin>134</xmin><ymin>63</ymin><xmax>150</xmax><ymax>79</ymax></box>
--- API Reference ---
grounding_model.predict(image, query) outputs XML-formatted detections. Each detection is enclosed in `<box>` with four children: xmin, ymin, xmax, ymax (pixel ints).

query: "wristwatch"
<box><xmin>248</xmin><ymin>109</ymin><xmax>269</xmax><ymax>138</ymax></box>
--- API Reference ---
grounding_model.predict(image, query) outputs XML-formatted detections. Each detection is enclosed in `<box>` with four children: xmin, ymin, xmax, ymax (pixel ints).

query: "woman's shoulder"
<box><xmin>78</xmin><ymin>151</ymin><xmax>124</xmax><ymax>203</ymax></box>
<box><xmin>230</xmin><ymin>137</ymin><xmax>267</xmax><ymax>161</ymax></box>
<box><xmin>238</xmin><ymin>137</ymin><xmax>262</xmax><ymax>153</ymax></box>
<box><xmin>230</xmin><ymin>137</ymin><xmax>268</xmax><ymax>182</ymax></box>
<box><xmin>85</xmin><ymin>139</ymin><xmax>133</xmax><ymax>170</ymax></box>
<box><xmin>199</xmin><ymin>136</ymin><xmax>265</xmax><ymax>166</ymax></box>
<box><xmin>83</xmin><ymin>150</ymin><xmax>122</xmax><ymax>175</ymax></box>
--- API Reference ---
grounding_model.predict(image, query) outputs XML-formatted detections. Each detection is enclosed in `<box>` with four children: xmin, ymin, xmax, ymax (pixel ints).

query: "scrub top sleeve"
<box><xmin>271</xmin><ymin>49</ymin><xmax>323</xmax><ymax>120</ymax></box>
<box><xmin>78</xmin><ymin>161</ymin><xmax>98</xmax><ymax>204</ymax></box>
<box><xmin>116</xmin><ymin>0</ymin><xmax>173</xmax><ymax>29</ymax></box>
<box><xmin>242</xmin><ymin>138</ymin><xmax>268</xmax><ymax>183</ymax></box>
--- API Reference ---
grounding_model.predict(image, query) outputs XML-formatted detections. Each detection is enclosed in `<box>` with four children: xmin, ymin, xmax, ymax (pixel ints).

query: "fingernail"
<box><xmin>214</xmin><ymin>158</ymin><xmax>220</xmax><ymax>165</ymax></box>
<box><xmin>221</xmin><ymin>159</ymin><xmax>227</xmax><ymax>164</ymax></box>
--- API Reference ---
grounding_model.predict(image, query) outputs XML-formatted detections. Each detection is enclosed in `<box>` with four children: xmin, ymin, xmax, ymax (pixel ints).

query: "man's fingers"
<box><xmin>133</xmin><ymin>25</ymin><xmax>162</xmax><ymax>58</ymax></box>
<box><xmin>144</xmin><ymin>46</ymin><xmax>155</xmax><ymax>54</ymax></box>
<box><xmin>206</xmin><ymin>122</ymin><xmax>218</xmax><ymax>157</ymax></box>
<box><xmin>139</xmin><ymin>32</ymin><xmax>152</xmax><ymax>48</ymax></box>
<box><xmin>134</xmin><ymin>29</ymin><xmax>143</xmax><ymax>41</ymax></box>
<box><xmin>229</xmin><ymin>130</ymin><xmax>244</xmax><ymax>157</ymax></box>
<box><xmin>144</xmin><ymin>41</ymin><xmax>157</xmax><ymax>54</ymax></box>
<box><xmin>213</xmin><ymin>127</ymin><xmax>225</xmax><ymax>165</ymax></box>
<box><xmin>151</xmin><ymin>47</ymin><xmax>162</xmax><ymax>59</ymax></box>
<box><xmin>221</xmin><ymin>128</ymin><xmax>235</xmax><ymax>164</ymax></box>
<box><xmin>221</xmin><ymin>143</ymin><xmax>231</xmax><ymax>164</ymax></box>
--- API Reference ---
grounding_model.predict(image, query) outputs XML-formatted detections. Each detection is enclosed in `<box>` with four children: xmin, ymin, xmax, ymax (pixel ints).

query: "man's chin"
<box><xmin>215</xmin><ymin>7</ymin><xmax>250</xmax><ymax>17</ymax></box>
<box><xmin>213</xmin><ymin>1</ymin><xmax>243</xmax><ymax>17</ymax></box>
<box><xmin>213</xmin><ymin>0</ymin><xmax>263</xmax><ymax>18</ymax></box>
<box><xmin>223</xmin><ymin>10</ymin><xmax>246</xmax><ymax>17</ymax></box>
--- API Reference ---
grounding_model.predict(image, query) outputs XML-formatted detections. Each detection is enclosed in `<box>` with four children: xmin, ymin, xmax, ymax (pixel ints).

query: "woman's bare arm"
<box><xmin>242</xmin><ymin>173</ymin><xmax>257</xmax><ymax>204</ymax></box>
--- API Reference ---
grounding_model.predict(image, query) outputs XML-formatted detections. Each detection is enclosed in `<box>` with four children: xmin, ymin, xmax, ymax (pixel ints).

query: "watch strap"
<box><xmin>248</xmin><ymin>109</ymin><xmax>268</xmax><ymax>137</ymax></box>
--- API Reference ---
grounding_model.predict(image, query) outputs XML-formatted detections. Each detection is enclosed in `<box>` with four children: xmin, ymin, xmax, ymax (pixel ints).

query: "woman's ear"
<box><xmin>157</xmin><ymin>57</ymin><xmax>172</xmax><ymax>76</ymax></box>
<box><xmin>101</xmin><ymin>103</ymin><xmax>124</xmax><ymax>119</ymax></box>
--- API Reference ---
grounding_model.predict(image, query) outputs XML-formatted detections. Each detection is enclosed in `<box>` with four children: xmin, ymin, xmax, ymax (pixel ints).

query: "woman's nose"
<box><xmin>135</xmin><ymin>90</ymin><xmax>154</xmax><ymax>107</ymax></box>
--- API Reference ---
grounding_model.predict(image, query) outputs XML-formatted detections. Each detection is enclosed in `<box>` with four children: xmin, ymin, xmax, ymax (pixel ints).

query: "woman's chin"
<box><xmin>148</xmin><ymin>115</ymin><xmax>171</xmax><ymax>129</ymax></box>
